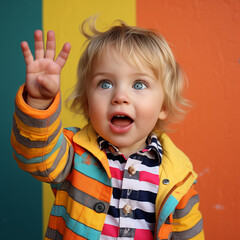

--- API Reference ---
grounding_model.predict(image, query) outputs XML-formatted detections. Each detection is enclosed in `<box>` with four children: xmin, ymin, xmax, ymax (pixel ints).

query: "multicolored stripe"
<box><xmin>172</xmin><ymin>186</ymin><xmax>204</xmax><ymax>239</ymax></box>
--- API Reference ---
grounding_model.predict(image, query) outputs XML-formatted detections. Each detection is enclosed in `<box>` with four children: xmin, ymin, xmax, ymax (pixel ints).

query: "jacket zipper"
<box><xmin>154</xmin><ymin>172</ymin><xmax>193</xmax><ymax>239</ymax></box>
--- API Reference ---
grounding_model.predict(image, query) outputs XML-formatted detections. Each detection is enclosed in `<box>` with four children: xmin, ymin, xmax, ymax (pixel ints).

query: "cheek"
<box><xmin>87</xmin><ymin>96</ymin><xmax>95</xmax><ymax>119</ymax></box>
<box><xmin>137</xmin><ymin>96</ymin><xmax>163</xmax><ymax>121</ymax></box>
<box><xmin>88</xmin><ymin>98</ymin><xmax>105</xmax><ymax>122</ymax></box>
<box><xmin>144</xmin><ymin>108</ymin><xmax>160</xmax><ymax>122</ymax></box>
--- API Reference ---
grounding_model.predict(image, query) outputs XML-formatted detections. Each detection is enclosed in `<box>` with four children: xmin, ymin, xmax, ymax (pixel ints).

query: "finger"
<box><xmin>45</xmin><ymin>30</ymin><xmax>56</xmax><ymax>60</ymax></box>
<box><xmin>34</xmin><ymin>30</ymin><xmax>44</xmax><ymax>59</ymax></box>
<box><xmin>21</xmin><ymin>41</ymin><xmax>34</xmax><ymax>65</ymax></box>
<box><xmin>55</xmin><ymin>42</ymin><xmax>71</xmax><ymax>69</ymax></box>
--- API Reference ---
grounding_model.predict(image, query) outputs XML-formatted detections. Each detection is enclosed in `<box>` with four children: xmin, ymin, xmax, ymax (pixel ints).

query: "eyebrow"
<box><xmin>91</xmin><ymin>72</ymin><xmax>114</xmax><ymax>79</ymax></box>
<box><xmin>91</xmin><ymin>72</ymin><xmax>155</xmax><ymax>80</ymax></box>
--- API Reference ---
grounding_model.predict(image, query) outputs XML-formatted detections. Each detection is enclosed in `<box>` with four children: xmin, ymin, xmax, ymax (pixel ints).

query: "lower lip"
<box><xmin>109</xmin><ymin>121</ymin><xmax>133</xmax><ymax>134</ymax></box>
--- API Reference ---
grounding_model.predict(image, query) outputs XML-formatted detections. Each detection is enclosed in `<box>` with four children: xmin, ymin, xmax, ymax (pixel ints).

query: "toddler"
<box><xmin>11</xmin><ymin>19</ymin><xmax>204</xmax><ymax>240</ymax></box>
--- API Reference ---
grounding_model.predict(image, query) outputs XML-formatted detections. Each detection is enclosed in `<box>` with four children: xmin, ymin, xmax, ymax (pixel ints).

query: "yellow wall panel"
<box><xmin>42</xmin><ymin>0</ymin><xmax>136</xmax><ymax>236</ymax></box>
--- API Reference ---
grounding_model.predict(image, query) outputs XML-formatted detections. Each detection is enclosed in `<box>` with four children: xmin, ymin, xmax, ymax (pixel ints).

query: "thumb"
<box><xmin>37</xmin><ymin>75</ymin><xmax>60</xmax><ymax>98</ymax></box>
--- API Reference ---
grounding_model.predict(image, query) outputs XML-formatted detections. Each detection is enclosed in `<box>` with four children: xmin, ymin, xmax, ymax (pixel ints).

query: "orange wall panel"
<box><xmin>137</xmin><ymin>0</ymin><xmax>240</xmax><ymax>239</ymax></box>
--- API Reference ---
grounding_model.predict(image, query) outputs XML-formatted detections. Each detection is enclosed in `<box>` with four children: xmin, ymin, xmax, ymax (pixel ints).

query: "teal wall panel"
<box><xmin>0</xmin><ymin>1</ymin><xmax>43</xmax><ymax>239</ymax></box>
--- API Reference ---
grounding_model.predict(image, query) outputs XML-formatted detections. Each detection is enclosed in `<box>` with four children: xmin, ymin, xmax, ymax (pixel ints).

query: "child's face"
<box><xmin>86</xmin><ymin>48</ymin><xmax>167</xmax><ymax>157</ymax></box>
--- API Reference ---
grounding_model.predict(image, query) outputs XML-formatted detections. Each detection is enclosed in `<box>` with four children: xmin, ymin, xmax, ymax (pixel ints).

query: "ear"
<box><xmin>158</xmin><ymin>107</ymin><xmax>168</xmax><ymax>120</ymax></box>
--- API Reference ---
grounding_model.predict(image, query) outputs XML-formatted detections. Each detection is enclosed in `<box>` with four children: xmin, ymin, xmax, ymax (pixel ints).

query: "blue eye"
<box><xmin>100</xmin><ymin>81</ymin><xmax>112</xmax><ymax>89</ymax></box>
<box><xmin>133</xmin><ymin>82</ymin><xmax>147</xmax><ymax>90</ymax></box>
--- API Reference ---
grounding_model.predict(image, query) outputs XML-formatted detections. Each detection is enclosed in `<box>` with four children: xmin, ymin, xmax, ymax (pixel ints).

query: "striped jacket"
<box><xmin>11</xmin><ymin>85</ymin><xmax>204</xmax><ymax>240</ymax></box>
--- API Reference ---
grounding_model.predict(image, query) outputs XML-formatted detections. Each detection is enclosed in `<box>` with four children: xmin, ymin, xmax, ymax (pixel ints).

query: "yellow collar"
<box><xmin>73</xmin><ymin>124</ymin><xmax>111</xmax><ymax>179</ymax></box>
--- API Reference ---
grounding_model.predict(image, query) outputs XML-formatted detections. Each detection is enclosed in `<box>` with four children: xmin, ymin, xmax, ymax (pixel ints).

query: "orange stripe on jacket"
<box><xmin>48</xmin><ymin>215</ymin><xmax>89</xmax><ymax>240</ymax></box>
<box><xmin>176</xmin><ymin>186</ymin><xmax>198</xmax><ymax>210</ymax></box>
<box><xmin>16</xmin><ymin>85</ymin><xmax>60</xmax><ymax>119</ymax></box>
<box><xmin>11</xmin><ymin>129</ymin><xmax>63</xmax><ymax>159</ymax></box>
<box><xmin>63</xmin><ymin>128</ymin><xmax>77</xmax><ymax>141</ymax></box>
<box><xmin>158</xmin><ymin>214</ymin><xmax>173</xmax><ymax>240</ymax></box>
<box><xmin>68</xmin><ymin>168</ymin><xmax>112</xmax><ymax>203</ymax></box>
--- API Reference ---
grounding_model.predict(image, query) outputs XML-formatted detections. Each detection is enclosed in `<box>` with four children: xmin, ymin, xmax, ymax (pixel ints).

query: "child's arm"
<box><xmin>21</xmin><ymin>30</ymin><xmax>70</xmax><ymax>109</ymax></box>
<box><xmin>11</xmin><ymin>30</ymin><xmax>74</xmax><ymax>184</ymax></box>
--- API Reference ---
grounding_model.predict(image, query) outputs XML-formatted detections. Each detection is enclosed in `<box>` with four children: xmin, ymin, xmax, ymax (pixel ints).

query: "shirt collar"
<box><xmin>97</xmin><ymin>133</ymin><xmax>162</xmax><ymax>163</ymax></box>
<box><xmin>98</xmin><ymin>136</ymin><xmax>115</xmax><ymax>151</ymax></box>
<box><xmin>143</xmin><ymin>134</ymin><xmax>163</xmax><ymax>163</ymax></box>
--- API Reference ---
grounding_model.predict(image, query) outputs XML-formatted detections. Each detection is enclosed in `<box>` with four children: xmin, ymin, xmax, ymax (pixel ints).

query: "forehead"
<box><xmin>93</xmin><ymin>44</ymin><xmax>158</xmax><ymax>77</ymax></box>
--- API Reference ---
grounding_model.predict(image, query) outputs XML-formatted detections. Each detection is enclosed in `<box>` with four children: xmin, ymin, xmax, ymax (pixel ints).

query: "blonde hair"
<box><xmin>68</xmin><ymin>18</ymin><xmax>190</xmax><ymax>132</ymax></box>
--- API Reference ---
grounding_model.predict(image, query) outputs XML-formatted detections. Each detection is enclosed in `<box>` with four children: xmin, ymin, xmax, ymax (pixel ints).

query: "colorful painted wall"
<box><xmin>1</xmin><ymin>0</ymin><xmax>239</xmax><ymax>239</ymax></box>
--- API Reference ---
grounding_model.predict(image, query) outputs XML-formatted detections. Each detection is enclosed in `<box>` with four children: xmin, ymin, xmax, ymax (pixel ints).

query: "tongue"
<box><xmin>112</xmin><ymin>117</ymin><xmax>132</xmax><ymax>127</ymax></box>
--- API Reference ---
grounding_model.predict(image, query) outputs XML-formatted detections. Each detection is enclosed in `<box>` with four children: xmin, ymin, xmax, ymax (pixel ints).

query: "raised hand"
<box><xmin>21</xmin><ymin>30</ymin><xmax>71</xmax><ymax>109</ymax></box>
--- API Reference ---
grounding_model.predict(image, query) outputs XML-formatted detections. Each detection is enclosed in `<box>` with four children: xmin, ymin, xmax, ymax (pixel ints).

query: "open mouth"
<box><xmin>111</xmin><ymin>115</ymin><xmax>134</xmax><ymax>127</ymax></box>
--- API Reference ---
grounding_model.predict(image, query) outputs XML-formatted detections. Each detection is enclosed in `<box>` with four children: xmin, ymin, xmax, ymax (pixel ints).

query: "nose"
<box><xmin>111</xmin><ymin>89</ymin><xmax>129</xmax><ymax>105</ymax></box>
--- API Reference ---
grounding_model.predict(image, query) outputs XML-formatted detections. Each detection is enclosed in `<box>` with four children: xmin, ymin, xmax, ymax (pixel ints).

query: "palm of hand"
<box><xmin>26</xmin><ymin>58</ymin><xmax>61</xmax><ymax>99</ymax></box>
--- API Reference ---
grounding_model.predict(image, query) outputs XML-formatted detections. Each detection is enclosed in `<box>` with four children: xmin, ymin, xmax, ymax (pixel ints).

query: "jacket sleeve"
<box><xmin>172</xmin><ymin>185</ymin><xmax>204</xmax><ymax>240</ymax></box>
<box><xmin>11</xmin><ymin>85</ymin><xmax>74</xmax><ymax>184</ymax></box>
